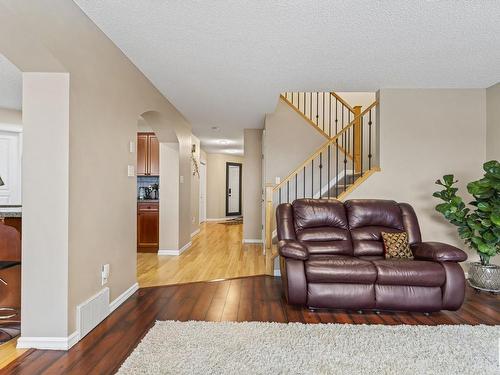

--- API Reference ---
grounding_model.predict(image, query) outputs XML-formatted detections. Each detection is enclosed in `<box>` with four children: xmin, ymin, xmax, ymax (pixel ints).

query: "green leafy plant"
<box><xmin>433</xmin><ymin>160</ymin><xmax>500</xmax><ymax>265</ymax></box>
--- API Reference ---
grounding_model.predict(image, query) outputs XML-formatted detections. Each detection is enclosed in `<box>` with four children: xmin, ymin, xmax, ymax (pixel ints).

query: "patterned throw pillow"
<box><xmin>381</xmin><ymin>232</ymin><xmax>414</xmax><ymax>260</ymax></box>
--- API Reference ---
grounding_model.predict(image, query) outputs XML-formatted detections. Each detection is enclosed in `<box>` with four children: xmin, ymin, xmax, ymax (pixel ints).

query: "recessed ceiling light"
<box><xmin>225</xmin><ymin>149</ymin><xmax>239</xmax><ymax>154</ymax></box>
<box><xmin>211</xmin><ymin>126</ymin><xmax>220</xmax><ymax>132</ymax></box>
<box><xmin>218</xmin><ymin>139</ymin><xmax>229</xmax><ymax>145</ymax></box>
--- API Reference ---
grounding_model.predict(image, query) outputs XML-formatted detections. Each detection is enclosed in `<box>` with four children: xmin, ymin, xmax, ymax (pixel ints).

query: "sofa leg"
<box><xmin>423</xmin><ymin>312</ymin><xmax>431</xmax><ymax>316</ymax></box>
<box><xmin>374</xmin><ymin>310</ymin><xmax>381</xmax><ymax>315</ymax></box>
<box><xmin>308</xmin><ymin>307</ymin><xmax>317</xmax><ymax>312</ymax></box>
<box><xmin>357</xmin><ymin>310</ymin><xmax>363</xmax><ymax>314</ymax></box>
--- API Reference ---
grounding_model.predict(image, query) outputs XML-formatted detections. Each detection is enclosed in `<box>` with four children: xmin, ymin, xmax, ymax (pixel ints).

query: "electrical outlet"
<box><xmin>101</xmin><ymin>264</ymin><xmax>110</xmax><ymax>285</ymax></box>
<box><xmin>128</xmin><ymin>165</ymin><xmax>135</xmax><ymax>177</ymax></box>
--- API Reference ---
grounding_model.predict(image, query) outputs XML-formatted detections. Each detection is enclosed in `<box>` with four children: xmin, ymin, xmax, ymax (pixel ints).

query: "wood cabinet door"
<box><xmin>137</xmin><ymin>134</ymin><xmax>149</xmax><ymax>176</ymax></box>
<box><xmin>137</xmin><ymin>205</ymin><xmax>159</xmax><ymax>252</ymax></box>
<box><xmin>148</xmin><ymin>135</ymin><xmax>159</xmax><ymax>176</ymax></box>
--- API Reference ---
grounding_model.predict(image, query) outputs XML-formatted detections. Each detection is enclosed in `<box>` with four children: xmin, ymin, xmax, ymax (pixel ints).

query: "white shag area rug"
<box><xmin>118</xmin><ymin>321</ymin><xmax>499</xmax><ymax>375</ymax></box>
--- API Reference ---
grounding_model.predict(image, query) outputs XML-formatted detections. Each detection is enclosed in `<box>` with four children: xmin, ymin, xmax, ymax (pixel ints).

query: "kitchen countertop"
<box><xmin>137</xmin><ymin>199</ymin><xmax>159</xmax><ymax>203</ymax></box>
<box><xmin>0</xmin><ymin>205</ymin><xmax>22</xmax><ymax>218</ymax></box>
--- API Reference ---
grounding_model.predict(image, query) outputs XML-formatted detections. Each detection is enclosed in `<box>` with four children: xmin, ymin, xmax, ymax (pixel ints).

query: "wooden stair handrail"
<box><xmin>279</xmin><ymin>95</ymin><xmax>331</xmax><ymax>139</ymax></box>
<box><xmin>272</xmin><ymin>100</ymin><xmax>378</xmax><ymax>192</ymax></box>
<box><xmin>330</xmin><ymin>92</ymin><xmax>355</xmax><ymax>113</ymax></box>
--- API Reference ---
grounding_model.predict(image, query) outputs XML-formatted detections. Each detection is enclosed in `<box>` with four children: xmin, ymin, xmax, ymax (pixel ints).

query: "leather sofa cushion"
<box><xmin>357</xmin><ymin>255</ymin><xmax>385</xmax><ymax>261</ymax></box>
<box><xmin>375</xmin><ymin>285</ymin><xmax>442</xmax><ymax>312</ymax></box>
<box><xmin>308</xmin><ymin>283</ymin><xmax>375</xmax><ymax>309</ymax></box>
<box><xmin>297</xmin><ymin>226</ymin><xmax>353</xmax><ymax>256</ymax></box>
<box><xmin>345</xmin><ymin>199</ymin><xmax>404</xmax><ymax>229</ymax></box>
<box><xmin>305</xmin><ymin>255</ymin><xmax>377</xmax><ymax>283</ymax></box>
<box><xmin>297</xmin><ymin>227</ymin><xmax>349</xmax><ymax>242</ymax></box>
<box><xmin>293</xmin><ymin>199</ymin><xmax>348</xmax><ymax>230</ymax></box>
<box><xmin>372</xmin><ymin>260</ymin><xmax>445</xmax><ymax>287</ymax></box>
<box><xmin>303</xmin><ymin>241</ymin><xmax>353</xmax><ymax>256</ymax></box>
<box><xmin>351</xmin><ymin>226</ymin><xmax>403</xmax><ymax>257</ymax></box>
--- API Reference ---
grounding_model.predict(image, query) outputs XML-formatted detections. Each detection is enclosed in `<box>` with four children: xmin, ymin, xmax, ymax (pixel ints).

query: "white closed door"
<box><xmin>226</xmin><ymin>163</ymin><xmax>241</xmax><ymax>215</ymax></box>
<box><xmin>0</xmin><ymin>130</ymin><xmax>22</xmax><ymax>205</ymax></box>
<box><xmin>199</xmin><ymin>161</ymin><xmax>206</xmax><ymax>223</ymax></box>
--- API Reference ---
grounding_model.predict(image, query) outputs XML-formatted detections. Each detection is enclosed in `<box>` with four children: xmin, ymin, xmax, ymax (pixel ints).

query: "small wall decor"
<box><xmin>191</xmin><ymin>145</ymin><xmax>200</xmax><ymax>177</ymax></box>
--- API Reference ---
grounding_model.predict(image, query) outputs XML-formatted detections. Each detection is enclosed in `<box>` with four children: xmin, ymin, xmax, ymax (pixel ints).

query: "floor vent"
<box><xmin>76</xmin><ymin>287</ymin><xmax>110</xmax><ymax>339</ymax></box>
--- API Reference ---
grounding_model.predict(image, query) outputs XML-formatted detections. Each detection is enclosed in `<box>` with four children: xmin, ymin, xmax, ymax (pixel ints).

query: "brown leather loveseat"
<box><xmin>276</xmin><ymin>199</ymin><xmax>467</xmax><ymax>312</ymax></box>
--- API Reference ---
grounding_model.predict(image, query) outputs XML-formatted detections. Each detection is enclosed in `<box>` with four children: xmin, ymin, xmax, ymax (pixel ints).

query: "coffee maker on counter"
<box><xmin>149</xmin><ymin>184</ymin><xmax>159</xmax><ymax>200</ymax></box>
<box><xmin>139</xmin><ymin>184</ymin><xmax>159</xmax><ymax>200</ymax></box>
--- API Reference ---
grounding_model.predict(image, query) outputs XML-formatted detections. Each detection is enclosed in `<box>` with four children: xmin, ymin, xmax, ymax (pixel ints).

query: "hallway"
<box><xmin>137</xmin><ymin>222</ymin><xmax>274</xmax><ymax>287</ymax></box>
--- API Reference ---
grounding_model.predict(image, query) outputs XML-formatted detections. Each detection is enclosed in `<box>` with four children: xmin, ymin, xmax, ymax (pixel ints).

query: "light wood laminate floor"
<box><xmin>0</xmin><ymin>338</ymin><xmax>26</xmax><ymax>370</ymax></box>
<box><xmin>137</xmin><ymin>222</ymin><xmax>274</xmax><ymax>287</ymax></box>
<box><xmin>4</xmin><ymin>277</ymin><xmax>499</xmax><ymax>374</ymax></box>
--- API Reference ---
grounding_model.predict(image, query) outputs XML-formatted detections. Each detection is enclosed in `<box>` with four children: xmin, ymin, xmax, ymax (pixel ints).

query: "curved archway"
<box><xmin>137</xmin><ymin>110</ymin><xmax>192</xmax><ymax>254</ymax></box>
<box><xmin>140</xmin><ymin>110</ymin><xmax>179</xmax><ymax>144</ymax></box>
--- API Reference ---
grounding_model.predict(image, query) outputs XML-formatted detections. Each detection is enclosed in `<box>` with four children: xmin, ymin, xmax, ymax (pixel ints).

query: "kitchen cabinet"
<box><xmin>137</xmin><ymin>133</ymin><xmax>159</xmax><ymax>176</ymax></box>
<box><xmin>149</xmin><ymin>135</ymin><xmax>159</xmax><ymax>176</ymax></box>
<box><xmin>137</xmin><ymin>202</ymin><xmax>159</xmax><ymax>252</ymax></box>
<box><xmin>137</xmin><ymin>133</ymin><xmax>148</xmax><ymax>176</ymax></box>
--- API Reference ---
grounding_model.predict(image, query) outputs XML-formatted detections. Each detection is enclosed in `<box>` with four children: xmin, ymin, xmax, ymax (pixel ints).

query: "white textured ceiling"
<box><xmin>5</xmin><ymin>2</ymin><xmax>500</xmax><ymax>154</ymax></box>
<box><xmin>74</xmin><ymin>0</ymin><xmax>499</xmax><ymax>154</ymax></box>
<box><xmin>0</xmin><ymin>54</ymin><xmax>22</xmax><ymax>110</ymax></box>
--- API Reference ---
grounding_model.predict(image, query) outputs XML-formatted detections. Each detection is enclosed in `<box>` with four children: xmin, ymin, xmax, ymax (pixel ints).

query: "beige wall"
<box><xmin>485</xmin><ymin>83</ymin><xmax>500</xmax><ymax>265</ymax></box>
<box><xmin>21</xmin><ymin>73</ymin><xmax>70</xmax><ymax>338</ymax></box>
<box><xmin>243</xmin><ymin>129</ymin><xmax>263</xmax><ymax>241</ymax></box>
<box><xmin>0</xmin><ymin>107</ymin><xmax>21</xmax><ymax>124</ymax></box>
<box><xmin>159</xmin><ymin>143</ymin><xmax>180</xmax><ymax>251</ymax></box>
<box><xmin>349</xmin><ymin>89</ymin><xmax>487</xmax><ymax>264</ymax></box>
<box><xmin>486</xmin><ymin>82</ymin><xmax>500</xmax><ymax>161</ymax></box>
<box><xmin>0</xmin><ymin>0</ymin><xmax>195</xmax><ymax>342</ymax></box>
<box><xmin>190</xmin><ymin>135</ymin><xmax>201</xmax><ymax>235</ymax></box>
<box><xmin>206</xmin><ymin>153</ymin><xmax>244</xmax><ymax>219</ymax></box>
<box><xmin>335</xmin><ymin>92</ymin><xmax>376</xmax><ymax>110</ymax></box>
<box><xmin>264</xmin><ymin>99</ymin><xmax>325</xmax><ymax>184</ymax></box>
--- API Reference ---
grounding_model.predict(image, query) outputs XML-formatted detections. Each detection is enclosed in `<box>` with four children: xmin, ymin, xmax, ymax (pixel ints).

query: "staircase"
<box><xmin>265</xmin><ymin>92</ymin><xmax>380</xmax><ymax>250</ymax></box>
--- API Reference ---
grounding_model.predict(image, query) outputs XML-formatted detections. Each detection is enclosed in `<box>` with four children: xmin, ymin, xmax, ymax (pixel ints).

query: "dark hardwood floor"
<box><xmin>3</xmin><ymin>276</ymin><xmax>499</xmax><ymax>374</ymax></box>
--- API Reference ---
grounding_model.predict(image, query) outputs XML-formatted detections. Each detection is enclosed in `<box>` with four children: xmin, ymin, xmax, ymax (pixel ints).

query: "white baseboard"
<box><xmin>206</xmin><ymin>217</ymin><xmax>231</xmax><ymax>222</ymax></box>
<box><xmin>18</xmin><ymin>282</ymin><xmax>139</xmax><ymax>351</ymax></box>
<box><xmin>158</xmin><ymin>241</ymin><xmax>192</xmax><ymax>256</ymax></box>
<box><xmin>273</xmin><ymin>269</ymin><xmax>281</xmax><ymax>277</ymax></box>
<box><xmin>191</xmin><ymin>228</ymin><xmax>201</xmax><ymax>238</ymax></box>
<box><xmin>17</xmin><ymin>330</ymin><xmax>80</xmax><ymax>350</ymax></box>
<box><xmin>243</xmin><ymin>239</ymin><xmax>263</xmax><ymax>244</ymax></box>
<box><xmin>109</xmin><ymin>282</ymin><xmax>139</xmax><ymax>313</ymax></box>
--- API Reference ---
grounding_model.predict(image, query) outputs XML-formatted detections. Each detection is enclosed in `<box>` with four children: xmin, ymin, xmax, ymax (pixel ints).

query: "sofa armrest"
<box><xmin>410</xmin><ymin>242</ymin><xmax>467</xmax><ymax>262</ymax></box>
<box><xmin>278</xmin><ymin>240</ymin><xmax>308</xmax><ymax>260</ymax></box>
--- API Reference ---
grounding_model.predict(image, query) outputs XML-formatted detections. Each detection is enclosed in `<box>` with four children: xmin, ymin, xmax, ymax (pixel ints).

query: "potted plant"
<box><xmin>433</xmin><ymin>160</ymin><xmax>500</xmax><ymax>292</ymax></box>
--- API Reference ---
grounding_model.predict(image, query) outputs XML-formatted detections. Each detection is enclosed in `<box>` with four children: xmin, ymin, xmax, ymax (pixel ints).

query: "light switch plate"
<box><xmin>129</xmin><ymin>141</ymin><xmax>135</xmax><ymax>153</ymax></box>
<box><xmin>275</xmin><ymin>176</ymin><xmax>281</xmax><ymax>184</ymax></box>
<box><xmin>180</xmin><ymin>175</ymin><xmax>184</xmax><ymax>184</ymax></box>
<box><xmin>101</xmin><ymin>264</ymin><xmax>110</xmax><ymax>285</ymax></box>
<box><xmin>128</xmin><ymin>165</ymin><xmax>135</xmax><ymax>177</ymax></box>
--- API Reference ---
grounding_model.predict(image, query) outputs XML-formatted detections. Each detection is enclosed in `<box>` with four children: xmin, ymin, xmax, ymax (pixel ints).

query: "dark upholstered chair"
<box><xmin>276</xmin><ymin>199</ymin><xmax>467</xmax><ymax>312</ymax></box>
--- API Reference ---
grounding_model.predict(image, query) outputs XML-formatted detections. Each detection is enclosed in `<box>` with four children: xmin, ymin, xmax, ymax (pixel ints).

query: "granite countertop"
<box><xmin>0</xmin><ymin>205</ymin><xmax>22</xmax><ymax>218</ymax></box>
<box><xmin>137</xmin><ymin>199</ymin><xmax>159</xmax><ymax>203</ymax></box>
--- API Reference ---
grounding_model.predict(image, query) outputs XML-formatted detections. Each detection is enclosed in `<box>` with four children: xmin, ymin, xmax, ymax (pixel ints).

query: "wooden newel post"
<box><xmin>265</xmin><ymin>185</ymin><xmax>274</xmax><ymax>252</ymax></box>
<box><xmin>353</xmin><ymin>105</ymin><xmax>362</xmax><ymax>173</ymax></box>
